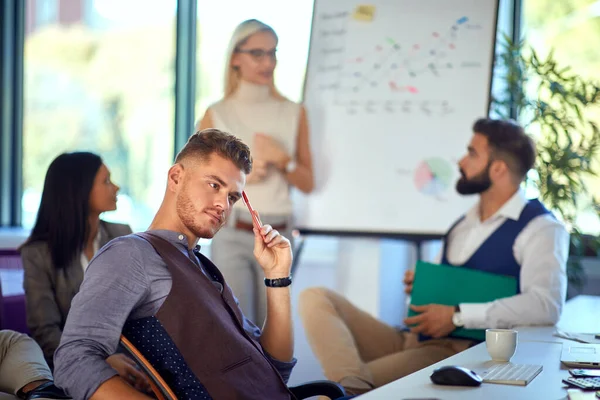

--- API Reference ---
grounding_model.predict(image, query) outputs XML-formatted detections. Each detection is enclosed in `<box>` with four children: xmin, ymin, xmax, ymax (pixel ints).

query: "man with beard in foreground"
<box><xmin>298</xmin><ymin>118</ymin><xmax>570</xmax><ymax>395</ymax></box>
<box><xmin>54</xmin><ymin>129</ymin><xmax>298</xmax><ymax>400</ymax></box>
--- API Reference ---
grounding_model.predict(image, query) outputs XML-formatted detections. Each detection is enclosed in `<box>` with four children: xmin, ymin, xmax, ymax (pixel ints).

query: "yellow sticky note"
<box><xmin>353</xmin><ymin>5</ymin><xmax>375</xmax><ymax>22</ymax></box>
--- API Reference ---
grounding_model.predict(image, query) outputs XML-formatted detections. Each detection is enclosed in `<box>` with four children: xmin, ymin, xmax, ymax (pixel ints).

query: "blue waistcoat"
<box><xmin>441</xmin><ymin>199</ymin><xmax>551</xmax><ymax>291</ymax></box>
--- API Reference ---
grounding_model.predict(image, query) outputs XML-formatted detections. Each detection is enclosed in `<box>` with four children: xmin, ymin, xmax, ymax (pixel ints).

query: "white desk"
<box><xmin>557</xmin><ymin>295</ymin><xmax>600</xmax><ymax>333</ymax></box>
<box><xmin>518</xmin><ymin>295</ymin><xmax>600</xmax><ymax>343</ymax></box>
<box><xmin>359</xmin><ymin>340</ymin><xmax>569</xmax><ymax>400</ymax></box>
<box><xmin>358</xmin><ymin>295</ymin><xmax>600</xmax><ymax>400</ymax></box>
<box><xmin>0</xmin><ymin>227</ymin><xmax>28</xmax><ymax>249</ymax></box>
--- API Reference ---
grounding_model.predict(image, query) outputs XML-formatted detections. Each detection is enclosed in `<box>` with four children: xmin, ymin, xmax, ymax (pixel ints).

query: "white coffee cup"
<box><xmin>485</xmin><ymin>329</ymin><xmax>518</xmax><ymax>362</ymax></box>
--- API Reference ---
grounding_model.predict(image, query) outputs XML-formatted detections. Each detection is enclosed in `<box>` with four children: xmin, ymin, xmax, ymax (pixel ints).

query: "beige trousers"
<box><xmin>299</xmin><ymin>288</ymin><xmax>474</xmax><ymax>389</ymax></box>
<box><xmin>0</xmin><ymin>330</ymin><xmax>52</xmax><ymax>396</ymax></box>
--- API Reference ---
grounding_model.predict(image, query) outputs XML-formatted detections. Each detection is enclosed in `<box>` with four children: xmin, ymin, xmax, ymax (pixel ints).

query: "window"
<box><xmin>522</xmin><ymin>0</ymin><xmax>600</xmax><ymax>234</ymax></box>
<box><xmin>22</xmin><ymin>0</ymin><xmax>176</xmax><ymax>231</ymax></box>
<box><xmin>34</xmin><ymin>0</ymin><xmax>58</xmax><ymax>28</ymax></box>
<box><xmin>194</xmin><ymin>0</ymin><xmax>315</xmax><ymax>118</ymax></box>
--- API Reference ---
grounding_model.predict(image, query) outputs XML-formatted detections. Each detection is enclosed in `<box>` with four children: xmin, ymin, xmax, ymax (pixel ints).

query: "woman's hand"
<box><xmin>254</xmin><ymin>133</ymin><xmax>290</xmax><ymax>170</ymax></box>
<box><xmin>106</xmin><ymin>353</ymin><xmax>152</xmax><ymax>394</ymax></box>
<box><xmin>246</xmin><ymin>159</ymin><xmax>269</xmax><ymax>184</ymax></box>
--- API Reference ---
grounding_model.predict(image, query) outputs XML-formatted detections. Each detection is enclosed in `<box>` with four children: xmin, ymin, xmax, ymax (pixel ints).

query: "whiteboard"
<box><xmin>294</xmin><ymin>0</ymin><xmax>498</xmax><ymax>236</ymax></box>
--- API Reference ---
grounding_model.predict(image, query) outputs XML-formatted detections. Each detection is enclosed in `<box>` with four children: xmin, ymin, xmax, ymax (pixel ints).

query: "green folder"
<box><xmin>408</xmin><ymin>261</ymin><xmax>518</xmax><ymax>341</ymax></box>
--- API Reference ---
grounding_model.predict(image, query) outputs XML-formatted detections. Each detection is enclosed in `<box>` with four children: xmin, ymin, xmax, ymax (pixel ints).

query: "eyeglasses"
<box><xmin>235</xmin><ymin>48</ymin><xmax>277</xmax><ymax>61</ymax></box>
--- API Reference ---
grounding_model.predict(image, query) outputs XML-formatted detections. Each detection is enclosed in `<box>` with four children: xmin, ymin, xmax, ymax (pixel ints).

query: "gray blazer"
<box><xmin>21</xmin><ymin>220</ymin><xmax>132</xmax><ymax>367</ymax></box>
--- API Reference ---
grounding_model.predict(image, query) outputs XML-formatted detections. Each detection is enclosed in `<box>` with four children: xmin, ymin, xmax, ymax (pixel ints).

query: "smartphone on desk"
<box><xmin>570</xmin><ymin>369</ymin><xmax>600</xmax><ymax>378</ymax></box>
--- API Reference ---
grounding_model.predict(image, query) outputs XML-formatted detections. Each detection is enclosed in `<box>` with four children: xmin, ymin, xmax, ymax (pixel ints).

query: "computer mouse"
<box><xmin>430</xmin><ymin>365</ymin><xmax>483</xmax><ymax>386</ymax></box>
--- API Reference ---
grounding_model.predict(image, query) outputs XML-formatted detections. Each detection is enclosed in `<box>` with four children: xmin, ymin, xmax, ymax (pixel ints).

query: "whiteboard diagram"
<box><xmin>413</xmin><ymin>157</ymin><xmax>454</xmax><ymax>199</ymax></box>
<box><xmin>296</xmin><ymin>0</ymin><xmax>498</xmax><ymax>236</ymax></box>
<box><xmin>311</xmin><ymin>6</ymin><xmax>491</xmax><ymax>116</ymax></box>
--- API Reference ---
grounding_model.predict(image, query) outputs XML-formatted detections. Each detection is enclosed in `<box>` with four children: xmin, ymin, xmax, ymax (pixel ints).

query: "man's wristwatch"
<box><xmin>264</xmin><ymin>276</ymin><xmax>292</xmax><ymax>288</ymax></box>
<box><xmin>452</xmin><ymin>304</ymin><xmax>464</xmax><ymax>327</ymax></box>
<box><xmin>284</xmin><ymin>159</ymin><xmax>297</xmax><ymax>173</ymax></box>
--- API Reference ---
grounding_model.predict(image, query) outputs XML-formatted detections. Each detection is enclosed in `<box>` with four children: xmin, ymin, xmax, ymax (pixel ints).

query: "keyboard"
<box><xmin>480</xmin><ymin>363</ymin><xmax>543</xmax><ymax>386</ymax></box>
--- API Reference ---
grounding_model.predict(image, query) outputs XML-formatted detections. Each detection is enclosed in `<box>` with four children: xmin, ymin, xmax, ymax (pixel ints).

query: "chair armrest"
<box><xmin>288</xmin><ymin>380</ymin><xmax>346</xmax><ymax>399</ymax></box>
<box><xmin>119</xmin><ymin>335</ymin><xmax>177</xmax><ymax>400</ymax></box>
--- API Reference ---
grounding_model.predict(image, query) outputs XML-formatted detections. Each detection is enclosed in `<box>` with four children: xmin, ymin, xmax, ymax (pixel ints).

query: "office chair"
<box><xmin>119</xmin><ymin>335</ymin><xmax>346</xmax><ymax>400</ymax></box>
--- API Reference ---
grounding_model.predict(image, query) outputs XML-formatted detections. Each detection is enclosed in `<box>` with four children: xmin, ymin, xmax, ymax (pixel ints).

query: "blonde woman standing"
<box><xmin>197</xmin><ymin>19</ymin><xmax>314</xmax><ymax>325</ymax></box>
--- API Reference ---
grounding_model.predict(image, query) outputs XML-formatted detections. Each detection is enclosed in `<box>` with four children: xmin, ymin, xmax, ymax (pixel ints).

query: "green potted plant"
<box><xmin>492</xmin><ymin>34</ymin><xmax>600</xmax><ymax>291</ymax></box>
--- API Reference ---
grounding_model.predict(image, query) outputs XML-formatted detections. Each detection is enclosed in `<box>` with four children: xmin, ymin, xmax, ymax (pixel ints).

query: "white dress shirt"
<box><xmin>435</xmin><ymin>190</ymin><xmax>570</xmax><ymax>329</ymax></box>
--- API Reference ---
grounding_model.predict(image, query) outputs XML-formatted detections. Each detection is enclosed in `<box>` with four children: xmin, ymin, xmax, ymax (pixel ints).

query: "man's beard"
<box><xmin>176</xmin><ymin>190</ymin><xmax>219</xmax><ymax>239</ymax></box>
<box><xmin>455</xmin><ymin>163</ymin><xmax>492</xmax><ymax>195</ymax></box>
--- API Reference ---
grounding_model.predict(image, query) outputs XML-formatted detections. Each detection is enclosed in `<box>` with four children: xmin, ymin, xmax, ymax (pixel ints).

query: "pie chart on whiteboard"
<box><xmin>414</xmin><ymin>157</ymin><xmax>454</xmax><ymax>197</ymax></box>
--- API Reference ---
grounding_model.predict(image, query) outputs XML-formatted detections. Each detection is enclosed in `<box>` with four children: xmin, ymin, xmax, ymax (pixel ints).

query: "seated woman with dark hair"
<box><xmin>20</xmin><ymin>152</ymin><xmax>132</xmax><ymax>369</ymax></box>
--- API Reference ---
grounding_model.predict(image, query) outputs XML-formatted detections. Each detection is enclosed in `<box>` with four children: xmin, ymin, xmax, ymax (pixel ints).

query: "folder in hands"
<box><xmin>408</xmin><ymin>261</ymin><xmax>518</xmax><ymax>341</ymax></box>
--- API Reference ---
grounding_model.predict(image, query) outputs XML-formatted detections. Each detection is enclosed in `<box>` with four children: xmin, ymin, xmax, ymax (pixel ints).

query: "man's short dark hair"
<box><xmin>175</xmin><ymin>128</ymin><xmax>252</xmax><ymax>174</ymax></box>
<box><xmin>473</xmin><ymin>118</ymin><xmax>536</xmax><ymax>181</ymax></box>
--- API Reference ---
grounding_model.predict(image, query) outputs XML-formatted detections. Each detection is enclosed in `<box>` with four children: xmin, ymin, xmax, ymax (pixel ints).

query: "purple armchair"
<box><xmin>0</xmin><ymin>249</ymin><xmax>29</xmax><ymax>334</ymax></box>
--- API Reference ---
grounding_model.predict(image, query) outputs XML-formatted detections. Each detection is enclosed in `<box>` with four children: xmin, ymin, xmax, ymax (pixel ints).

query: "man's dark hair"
<box><xmin>473</xmin><ymin>118</ymin><xmax>536</xmax><ymax>181</ymax></box>
<box><xmin>175</xmin><ymin>128</ymin><xmax>252</xmax><ymax>174</ymax></box>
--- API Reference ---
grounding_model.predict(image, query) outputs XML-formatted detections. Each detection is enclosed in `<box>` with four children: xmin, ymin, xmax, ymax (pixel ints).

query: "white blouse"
<box><xmin>80</xmin><ymin>230</ymin><xmax>101</xmax><ymax>272</ymax></box>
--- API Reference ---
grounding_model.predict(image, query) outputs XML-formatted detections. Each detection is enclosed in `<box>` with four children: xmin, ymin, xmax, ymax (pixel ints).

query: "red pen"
<box><xmin>242</xmin><ymin>191</ymin><xmax>263</xmax><ymax>229</ymax></box>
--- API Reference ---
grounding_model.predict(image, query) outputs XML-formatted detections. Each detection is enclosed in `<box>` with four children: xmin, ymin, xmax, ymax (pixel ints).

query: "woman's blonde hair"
<box><xmin>224</xmin><ymin>19</ymin><xmax>285</xmax><ymax>99</ymax></box>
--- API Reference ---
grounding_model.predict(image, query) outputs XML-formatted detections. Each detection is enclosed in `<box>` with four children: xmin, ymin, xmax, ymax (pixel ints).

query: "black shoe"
<box><xmin>24</xmin><ymin>382</ymin><xmax>71</xmax><ymax>400</ymax></box>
